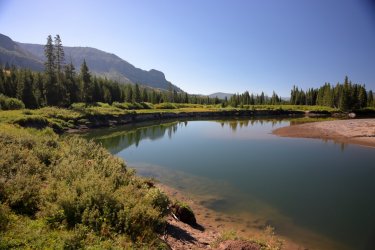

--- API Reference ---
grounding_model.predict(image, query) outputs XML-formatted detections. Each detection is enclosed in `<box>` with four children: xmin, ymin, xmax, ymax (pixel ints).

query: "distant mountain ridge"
<box><xmin>208</xmin><ymin>92</ymin><xmax>233</xmax><ymax>100</ymax></box>
<box><xmin>0</xmin><ymin>34</ymin><xmax>44</xmax><ymax>71</ymax></box>
<box><xmin>0</xmin><ymin>33</ymin><xmax>182</xmax><ymax>92</ymax></box>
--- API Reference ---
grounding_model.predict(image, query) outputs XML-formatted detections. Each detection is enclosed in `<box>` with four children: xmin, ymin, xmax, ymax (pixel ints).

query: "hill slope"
<box><xmin>0</xmin><ymin>34</ymin><xmax>44</xmax><ymax>71</ymax></box>
<box><xmin>0</xmin><ymin>33</ymin><xmax>181</xmax><ymax>91</ymax></box>
<box><xmin>208</xmin><ymin>92</ymin><xmax>233</xmax><ymax>100</ymax></box>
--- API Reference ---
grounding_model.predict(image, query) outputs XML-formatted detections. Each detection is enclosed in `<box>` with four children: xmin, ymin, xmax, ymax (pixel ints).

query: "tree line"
<box><xmin>290</xmin><ymin>76</ymin><xmax>373</xmax><ymax>110</ymax></box>
<box><xmin>0</xmin><ymin>35</ymin><xmax>219</xmax><ymax>109</ymax></box>
<box><xmin>225</xmin><ymin>90</ymin><xmax>284</xmax><ymax>107</ymax></box>
<box><xmin>0</xmin><ymin>35</ymin><xmax>374</xmax><ymax>110</ymax></box>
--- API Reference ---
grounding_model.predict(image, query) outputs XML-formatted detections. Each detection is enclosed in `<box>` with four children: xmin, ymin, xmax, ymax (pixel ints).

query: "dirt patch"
<box><xmin>217</xmin><ymin>240</ymin><xmax>261</xmax><ymax>250</ymax></box>
<box><xmin>273</xmin><ymin>119</ymin><xmax>375</xmax><ymax>148</ymax></box>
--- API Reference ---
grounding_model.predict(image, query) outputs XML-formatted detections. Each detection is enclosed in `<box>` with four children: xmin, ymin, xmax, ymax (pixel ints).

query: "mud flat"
<box><xmin>273</xmin><ymin>119</ymin><xmax>375</xmax><ymax>148</ymax></box>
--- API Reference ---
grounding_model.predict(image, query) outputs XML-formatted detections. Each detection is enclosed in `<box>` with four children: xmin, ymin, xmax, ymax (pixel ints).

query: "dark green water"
<box><xmin>85</xmin><ymin>118</ymin><xmax>375</xmax><ymax>250</ymax></box>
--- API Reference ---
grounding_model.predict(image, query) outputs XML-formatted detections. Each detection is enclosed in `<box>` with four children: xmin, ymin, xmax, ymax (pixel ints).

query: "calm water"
<box><xmin>85</xmin><ymin>118</ymin><xmax>375</xmax><ymax>250</ymax></box>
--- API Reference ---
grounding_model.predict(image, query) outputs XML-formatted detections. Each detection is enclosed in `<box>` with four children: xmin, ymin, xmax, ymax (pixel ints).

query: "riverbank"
<box><xmin>157</xmin><ymin>183</ymin><xmax>349</xmax><ymax>250</ymax></box>
<box><xmin>273</xmin><ymin>119</ymin><xmax>375</xmax><ymax>148</ymax></box>
<box><xmin>157</xmin><ymin>183</ymin><xmax>288</xmax><ymax>250</ymax></box>
<box><xmin>0</xmin><ymin>104</ymin><xmax>342</xmax><ymax>133</ymax></box>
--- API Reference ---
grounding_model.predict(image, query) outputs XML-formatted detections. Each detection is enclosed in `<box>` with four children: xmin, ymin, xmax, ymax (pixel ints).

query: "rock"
<box><xmin>171</xmin><ymin>202</ymin><xmax>197</xmax><ymax>226</ymax></box>
<box><xmin>348</xmin><ymin>112</ymin><xmax>356</xmax><ymax>118</ymax></box>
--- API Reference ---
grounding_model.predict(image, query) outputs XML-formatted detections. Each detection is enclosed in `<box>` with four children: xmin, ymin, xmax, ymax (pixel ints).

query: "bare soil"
<box><xmin>273</xmin><ymin>119</ymin><xmax>375</xmax><ymax>148</ymax></box>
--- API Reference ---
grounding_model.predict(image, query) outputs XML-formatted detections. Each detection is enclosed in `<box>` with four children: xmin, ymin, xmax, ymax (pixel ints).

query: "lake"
<box><xmin>84</xmin><ymin>118</ymin><xmax>375</xmax><ymax>250</ymax></box>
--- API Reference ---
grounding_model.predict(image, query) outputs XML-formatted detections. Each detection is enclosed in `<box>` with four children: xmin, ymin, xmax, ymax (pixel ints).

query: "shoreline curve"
<box><xmin>273</xmin><ymin>119</ymin><xmax>375</xmax><ymax>148</ymax></box>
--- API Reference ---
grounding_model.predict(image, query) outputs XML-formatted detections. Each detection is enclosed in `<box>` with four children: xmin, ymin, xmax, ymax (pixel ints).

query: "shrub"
<box><xmin>154</xmin><ymin>103</ymin><xmax>177</xmax><ymax>109</ymax></box>
<box><xmin>0</xmin><ymin>125</ymin><xmax>170</xmax><ymax>247</ymax></box>
<box><xmin>13</xmin><ymin>115</ymin><xmax>49</xmax><ymax>129</ymax></box>
<box><xmin>0</xmin><ymin>203</ymin><xmax>10</xmax><ymax>231</ymax></box>
<box><xmin>70</xmin><ymin>102</ymin><xmax>87</xmax><ymax>111</ymax></box>
<box><xmin>140</xmin><ymin>102</ymin><xmax>154</xmax><ymax>109</ymax></box>
<box><xmin>0</xmin><ymin>94</ymin><xmax>25</xmax><ymax>110</ymax></box>
<box><xmin>112</xmin><ymin>102</ymin><xmax>153</xmax><ymax>110</ymax></box>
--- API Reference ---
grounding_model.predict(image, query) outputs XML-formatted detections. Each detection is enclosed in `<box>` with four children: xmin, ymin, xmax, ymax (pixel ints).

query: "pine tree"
<box><xmin>21</xmin><ymin>70</ymin><xmax>38</xmax><ymax>108</ymax></box>
<box><xmin>339</xmin><ymin>84</ymin><xmax>350</xmax><ymax>111</ymax></box>
<box><xmin>92</xmin><ymin>78</ymin><xmax>103</xmax><ymax>102</ymax></box>
<box><xmin>125</xmin><ymin>85</ymin><xmax>133</xmax><ymax>102</ymax></box>
<box><xmin>367</xmin><ymin>90</ymin><xmax>374</xmax><ymax>107</ymax></box>
<box><xmin>65</xmin><ymin>62</ymin><xmax>80</xmax><ymax>103</ymax></box>
<box><xmin>80</xmin><ymin>59</ymin><xmax>92</xmax><ymax>103</ymax></box>
<box><xmin>44</xmin><ymin>35</ymin><xmax>60</xmax><ymax>105</ymax></box>
<box><xmin>0</xmin><ymin>65</ymin><xmax>4</xmax><ymax>94</ymax></box>
<box><xmin>358</xmin><ymin>86</ymin><xmax>367</xmax><ymax>109</ymax></box>
<box><xmin>44</xmin><ymin>35</ymin><xmax>55</xmax><ymax>77</ymax></box>
<box><xmin>133</xmin><ymin>83</ymin><xmax>141</xmax><ymax>103</ymax></box>
<box><xmin>34</xmin><ymin>72</ymin><xmax>46</xmax><ymax>107</ymax></box>
<box><xmin>142</xmin><ymin>88</ymin><xmax>148</xmax><ymax>102</ymax></box>
<box><xmin>54</xmin><ymin>35</ymin><xmax>65</xmax><ymax>75</ymax></box>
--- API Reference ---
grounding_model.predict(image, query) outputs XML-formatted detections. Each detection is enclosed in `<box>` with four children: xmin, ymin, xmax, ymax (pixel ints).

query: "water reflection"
<box><xmin>83</xmin><ymin>117</ymin><xmax>375</xmax><ymax>250</ymax></box>
<box><xmin>84</xmin><ymin>121</ymin><xmax>182</xmax><ymax>154</ymax></box>
<box><xmin>84</xmin><ymin>118</ymin><xmax>291</xmax><ymax>153</ymax></box>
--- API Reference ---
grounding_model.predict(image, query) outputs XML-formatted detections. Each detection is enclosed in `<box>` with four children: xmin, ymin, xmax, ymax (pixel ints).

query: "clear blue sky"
<box><xmin>1</xmin><ymin>0</ymin><xmax>375</xmax><ymax>96</ymax></box>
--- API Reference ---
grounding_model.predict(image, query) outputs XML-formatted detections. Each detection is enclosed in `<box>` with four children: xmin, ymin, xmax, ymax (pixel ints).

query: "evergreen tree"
<box><xmin>21</xmin><ymin>70</ymin><xmax>38</xmax><ymax>108</ymax></box>
<box><xmin>44</xmin><ymin>35</ymin><xmax>55</xmax><ymax>77</ymax></box>
<box><xmin>80</xmin><ymin>59</ymin><xmax>92</xmax><ymax>103</ymax></box>
<box><xmin>133</xmin><ymin>83</ymin><xmax>141</xmax><ymax>103</ymax></box>
<box><xmin>142</xmin><ymin>88</ymin><xmax>148</xmax><ymax>102</ymax></box>
<box><xmin>44</xmin><ymin>35</ymin><xmax>60</xmax><ymax>105</ymax></box>
<box><xmin>0</xmin><ymin>65</ymin><xmax>4</xmax><ymax>94</ymax></box>
<box><xmin>339</xmin><ymin>84</ymin><xmax>350</xmax><ymax>111</ymax></box>
<box><xmin>65</xmin><ymin>62</ymin><xmax>80</xmax><ymax>103</ymax></box>
<box><xmin>54</xmin><ymin>35</ymin><xmax>65</xmax><ymax>74</ymax></box>
<box><xmin>34</xmin><ymin>72</ymin><xmax>46</xmax><ymax>107</ymax></box>
<box><xmin>125</xmin><ymin>85</ymin><xmax>133</xmax><ymax>102</ymax></box>
<box><xmin>358</xmin><ymin>86</ymin><xmax>367</xmax><ymax>108</ymax></box>
<box><xmin>367</xmin><ymin>90</ymin><xmax>374</xmax><ymax>107</ymax></box>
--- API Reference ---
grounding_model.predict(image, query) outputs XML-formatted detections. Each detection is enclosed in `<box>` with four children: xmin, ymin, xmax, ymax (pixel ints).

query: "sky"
<box><xmin>0</xmin><ymin>0</ymin><xmax>375</xmax><ymax>96</ymax></box>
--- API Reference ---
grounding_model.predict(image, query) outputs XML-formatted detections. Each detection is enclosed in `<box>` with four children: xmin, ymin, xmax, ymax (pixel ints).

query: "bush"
<box><xmin>0</xmin><ymin>203</ymin><xmax>10</xmax><ymax>231</ymax></box>
<box><xmin>140</xmin><ymin>102</ymin><xmax>154</xmax><ymax>109</ymax></box>
<box><xmin>0</xmin><ymin>94</ymin><xmax>25</xmax><ymax>110</ymax></box>
<box><xmin>154</xmin><ymin>103</ymin><xmax>177</xmax><ymax>109</ymax></box>
<box><xmin>0</xmin><ymin>125</ymin><xmax>170</xmax><ymax>247</ymax></box>
<box><xmin>13</xmin><ymin>115</ymin><xmax>49</xmax><ymax>129</ymax></box>
<box><xmin>112</xmin><ymin>102</ymin><xmax>153</xmax><ymax>110</ymax></box>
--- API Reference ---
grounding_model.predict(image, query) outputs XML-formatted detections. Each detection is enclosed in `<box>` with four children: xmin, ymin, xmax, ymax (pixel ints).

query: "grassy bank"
<box><xmin>0</xmin><ymin>124</ymin><xmax>170</xmax><ymax>248</ymax></box>
<box><xmin>0</xmin><ymin>103</ymin><xmax>344</xmax><ymax>133</ymax></box>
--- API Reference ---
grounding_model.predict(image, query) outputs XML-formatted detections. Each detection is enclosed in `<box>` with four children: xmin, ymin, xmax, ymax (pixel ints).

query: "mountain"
<box><xmin>0</xmin><ymin>34</ymin><xmax>44</xmax><ymax>71</ymax></box>
<box><xmin>208</xmin><ymin>92</ymin><xmax>233</xmax><ymax>100</ymax></box>
<box><xmin>0</xmin><ymin>33</ymin><xmax>181</xmax><ymax>91</ymax></box>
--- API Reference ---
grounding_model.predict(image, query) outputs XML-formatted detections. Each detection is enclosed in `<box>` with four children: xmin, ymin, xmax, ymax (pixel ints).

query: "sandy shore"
<box><xmin>273</xmin><ymin>119</ymin><xmax>375</xmax><ymax>148</ymax></box>
<box><xmin>157</xmin><ymin>183</ymin><xmax>332</xmax><ymax>250</ymax></box>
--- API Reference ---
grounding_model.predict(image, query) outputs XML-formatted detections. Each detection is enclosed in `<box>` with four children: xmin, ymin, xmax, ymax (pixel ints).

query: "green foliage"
<box><xmin>0</xmin><ymin>94</ymin><xmax>25</xmax><ymax>110</ymax></box>
<box><xmin>112</xmin><ymin>101</ymin><xmax>154</xmax><ymax>110</ymax></box>
<box><xmin>0</xmin><ymin>202</ymin><xmax>10</xmax><ymax>231</ymax></box>
<box><xmin>291</xmin><ymin>76</ymin><xmax>371</xmax><ymax>111</ymax></box>
<box><xmin>154</xmin><ymin>102</ymin><xmax>177</xmax><ymax>109</ymax></box>
<box><xmin>0</xmin><ymin>125</ymin><xmax>170</xmax><ymax>247</ymax></box>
